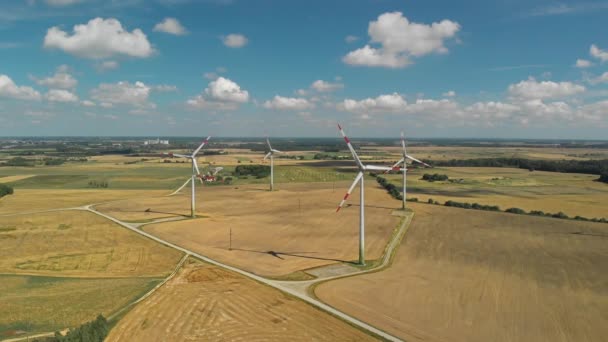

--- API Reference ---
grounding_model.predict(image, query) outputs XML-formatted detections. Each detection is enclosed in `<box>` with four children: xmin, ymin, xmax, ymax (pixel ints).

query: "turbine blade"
<box><xmin>336</xmin><ymin>171</ymin><xmax>364</xmax><ymax>212</ymax></box>
<box><xmin>171</xmin><ymin>153</ymin><xmax>190</xmax><ymax>158</ymax></box>
<box><xmin>263</xmin><ymin>152</ymin><xmax>272</xmax><ymax>161</ymax></box>
<box><xmin>365</xmin><ymin>165</ymin><xmax>401</xmax><ymax>172</ymax></box>
<box><xmin>406</xmin><ymin>154</ymin><xmax>430</xmax><ymax>167</ymax></box>
<box><xmin>337</xmin><ymin>123</ymin><xmax>364</xmax><ymax>170</ymax></box>
<box><xmin>193</xmin><ymin>160</ymin><xmax>201</xmax><ymax>176</ymax></box>
<box><xmin>192</xmin><ymin>136</ymin><xmax>211</xmax><ymax>157</ymax></box>
<box><xmin>400</xmin><ymin>131</ymin><xmax>407</xmax><ymax>154</ymax></box>
<box><xmin>271</xmin><ymin>149</ymin><xmax>282</xmax><ymax>153</ymax></box>
<box><xmin>266</xmin><ymin>137</ymin><xmax>273</xmax><ymax>150</ymax></box>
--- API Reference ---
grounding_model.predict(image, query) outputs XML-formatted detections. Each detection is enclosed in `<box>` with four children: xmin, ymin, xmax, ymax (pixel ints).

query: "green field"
<box><xmin>0</xmin><ymin>275</ymin><xmax>161</xmax><ymax>338</ymax></box>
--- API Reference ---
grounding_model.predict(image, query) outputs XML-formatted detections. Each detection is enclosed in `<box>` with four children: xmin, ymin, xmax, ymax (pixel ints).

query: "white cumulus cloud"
<box><xmin>263</xmin><ymin>96</ymin><xmax>314</xmax><ymax>110</ymax></box>
<box><xmin>575</xmin><ymin>59</ymin><xmax>593</xmax><ymax>68</ymax></box>
<box><xmin>508</xmin><ymin>78</ymin><xmax>585</xmax><ymax>99</ymax></box>
<box><xmin>46</xmin><ymin>89</ymin><xmax>79</xmax><ymax>102</ymax></box>
<box><xmin>90</xmin><ymin>81</ymin><xmax>152</xmax><ymax>107</ymax></box>
<box><xmin>205</xmin><ymin>77</ymin><xmax>249</xmax><ymax>102</ymax></box>
<box><xmin>96</xmin><ymin>60</ymin><xmax>119</xmax><ymax>71</ymax></box>
<box><xmin>339</xmin><ymin>93</ymin><xmax>408</xmax><ymax>113</ymax></box>
<box><xmin>343</xmin><ymin>12</ymin><xmax>460</xmax><ymax>68</ymax></box>
<box><xmin>33</xmin><ymin>65</ymin><xmax>77</xmax><ymax>89</ymax></box>
<box><xmin>187</xmin><ymin>77</ymin><xmax>249</xmax><ymax>110</ymax></box>
<box><xmin>442</xmin><ymin>90</ymin><xmax>456</xmax><ymax>97</ymax></box>
<box><xmin>587</xmin><ymin>72</ymin><xmax>608</xmax><ymax>85</ymax></box>
<box><xmin>153</xmin><ymin>18</ymin><xmax>188</xmax><ymax>35</ymax></box>
<box><xmin>345</xmin><ymin>35</ymin><xmax>359</xmax><ymax>43</ymax></box>
<box><xmin>310</xmin><ymin>80</ymin><xmax>344</xmax><ymax>93</ymax></box>
<box><xmin>45</xmin><ymin>0</ymin><xmax>82</xmax><ymax>6</ymax></box>
<box><xmin>43</xmin><ymin>17</ymin><xmax>154</xmax><ymax>59</ymax></box>
<box><xmin>0</xmin><ymin>75</ymin><xmax>41</xmax><ymax>101</ymax></box>
<box><xmin>590</xmin><ymin>44</ymin><xmax>608</xmax><ymax>62</ymax></box>
<box><xmin>222</xmin><ymin>34</ymin><xmax>248</xmax><ymax>48</ymax></box>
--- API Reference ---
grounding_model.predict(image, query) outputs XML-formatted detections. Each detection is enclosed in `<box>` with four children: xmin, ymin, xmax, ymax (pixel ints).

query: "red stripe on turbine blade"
<box><xmin>392</xmin><ymin>166</ymin><xmax>400</xmax><ymax>171</ymax></box>
<box><xmin>336</xmin><ymin>206</ymin><xmax>342</xmax><ymax>212</ymax></box>
<box><xmin>344</xmin><ymin>136</ymin><xmax>350</xmax><ymax>144</ymax></box>
<box><xmin>343</xmin><ymin>193</ymin><xmax>350</xmax><ymax>200</ymax></box>
<box><xmin>337</xmin><ymin>123</ymin><xmax>342</xmax><ymax>130</ymax></box>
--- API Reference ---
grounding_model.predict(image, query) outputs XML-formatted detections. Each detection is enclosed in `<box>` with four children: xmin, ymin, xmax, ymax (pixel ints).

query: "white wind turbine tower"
<box><xmin>336</xmin><ymin>124</ymin><xmax>401</xmax><ymax>265</ymax></box>
<box><xmin>263</xmin><ymin>137</ymin><xmax>282</xmax><ymax>191</ymax></box>
<box><xmin>388</xmin><ymin>131</ymin><xmax>430</xmax><ymax>209</ymax></box>
<box><xmin>166</xmin><ymin>136</ymin><xmax>211</xmax><ymax>217</ymax></box>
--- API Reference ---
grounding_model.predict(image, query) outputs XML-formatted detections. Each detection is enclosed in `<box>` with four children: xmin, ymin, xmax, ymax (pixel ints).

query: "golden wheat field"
<box><xmin>97</xmin><ymin>182</ymin><xmax>402</xmax><ymax>277</ymax></box>
<box><xmin>107</xmin><ymin>259</ymin><xmax>376</xmax><ymax>342</ymax></box>
<box><xmin>316</xmin><ymin>203</ymin><xmax>608</xmax><ymax>342</ymax></box>
<box><xmin>0</xmin><ymin>210</ymin><xmax>183</xmax><ymax>277</ymax></box>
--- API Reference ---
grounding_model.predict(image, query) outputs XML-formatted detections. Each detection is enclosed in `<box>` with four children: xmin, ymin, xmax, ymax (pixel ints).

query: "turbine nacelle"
<box><xmin>335</xmin><ymin>123</ymin><xmax>403</xmax><ymax>212</ymax></box>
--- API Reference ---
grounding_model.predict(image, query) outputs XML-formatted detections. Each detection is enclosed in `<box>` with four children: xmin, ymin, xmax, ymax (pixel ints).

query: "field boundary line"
<box><xmin>107</xmin><ymin>253</ymin><xmax>189</xmax><ymax>321</ymax></box>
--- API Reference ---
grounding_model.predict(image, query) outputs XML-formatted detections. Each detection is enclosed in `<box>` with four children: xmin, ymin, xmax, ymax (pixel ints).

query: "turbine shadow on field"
<box><xmin>347</xmin><ymin>204</ymin><xmax>398</xmax><ymax>210</ymax></box>
<box><xmin>144</xmin><ymin>208</ymin><xmax>189</xmax><ymax>217</ymax></box>
<box><xmin>229</xmin><ymin>248</ymin><xmax>355</xmax><ymax>264</ymax></box>
<box><xmin>243</xmin><ymin>187</ymin><xmax>271</xmax><ymax>192</ymax></box>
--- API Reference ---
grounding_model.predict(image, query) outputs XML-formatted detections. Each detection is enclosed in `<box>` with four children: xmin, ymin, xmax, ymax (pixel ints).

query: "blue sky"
<box><xmin>1</xmin><ymin>0</ymin><xmax>607</xmax><ymax>138</ymax></box>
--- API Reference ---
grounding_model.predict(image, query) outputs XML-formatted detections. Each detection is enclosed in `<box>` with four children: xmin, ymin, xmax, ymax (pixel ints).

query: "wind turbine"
<box><xmin>263</xmin><ymin>137</ymin><xmax>282</xmax><ymax>191</ymax></box>
<box><xmin>336</xmin><ymin>124</ymin><xmax>401</xmax><ymax>265</ymax></box>
<box><xmin>388</xmin><ymin>132</ymin><xmax>430</xmax><ymax>209</ymax></box>
<box><xmin>165</xmin><ymin>136</ymin><xmax>211</xmax><ymax>217</ymax></box>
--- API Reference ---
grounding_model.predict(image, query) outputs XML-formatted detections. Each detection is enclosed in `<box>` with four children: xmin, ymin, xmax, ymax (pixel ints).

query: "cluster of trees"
<box><xmin>375</xmin><ymin>176</ymin><xmax>403</xmax><ymax>200</ymax></box>
<box><xmin>425</xmin><ymin>157</ymin><xmax>608</xmax><ymax>176</ymax></box>
<box><xmin>51</xmin><ymin>314</ymin><xmax>109</xmax><ymax>342</ymax></box>
<box><xmin>444</xmin><ymin>200</ymin><xmax>501</xmax><ymax>211</ymax></box>
<box><xmin>43</xmin><ymin>158</ymin><xmax>66</xmax><ymax>166</ymax></box>
<box><xmin>88</xmin><ymin>180</ymin><xmax>109</xmax><ymax>188</ymax></box>
<box><xmin>278</xmin><ymin>155</ymin><xmax>304</xmax><ymax>160</ymax></box>
<box><xmin>526</xmin><ymin>210</ymin><xmax>607</xmax><ymax>222</ymax></box>
<box><xmin>0</xmin><ymin>184</ymin><xmax>13</xmax><ymax>198</ymax></box>
<box><xmin>421</xmin><ymin>173</ymin><xmax>449</xmax><ymax>182</ymax></box>
<box><xmin>234</xmin><ymin>165</ymin><xmax>270</xmax><ymax>178</ymax></box>
<box><xmin>598</xmin><ymin>173</ymin><xmax>608</xmax><ymax>183</ymax></box>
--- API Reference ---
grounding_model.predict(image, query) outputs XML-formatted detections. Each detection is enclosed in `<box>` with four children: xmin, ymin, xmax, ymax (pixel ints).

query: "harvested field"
<box><xmin>316</xmin><ymin>203</ymin><xmax>608</xmax><ymax>342</ymax></box>
<box><xmin>107</xmin><ymin>259</ymin><xmax>376</xmax><ymax>341</ymax></box>
<box><xmin>98</xmin><ymin>182</ymin><xmax>402</xmax><ymax>277</ymax></box>
<box><xmin>0</xmin><ymin>274</ymin><xmax>160</xmax><ymax>337</ymax></box>
<box><xmin>0</xmin><ymin>189</ymin><xmax>167</xmax><ymax>215</ymax></box>
<box><xmin>0</xmin><ymin>210</ymin><xmax>183</xmax><ymax>277</ymax></box>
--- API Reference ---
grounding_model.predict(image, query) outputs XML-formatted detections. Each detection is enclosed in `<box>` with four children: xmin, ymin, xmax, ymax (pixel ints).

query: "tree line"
<box><xmin>52</xmin><ymin>315</ymin><xmax>108</xmax><ymax>342</ymax></box>
<box><xmin>421</xmin><ymin>173</ymin><xmax>449</xmax><ymax>182</ymax></box>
